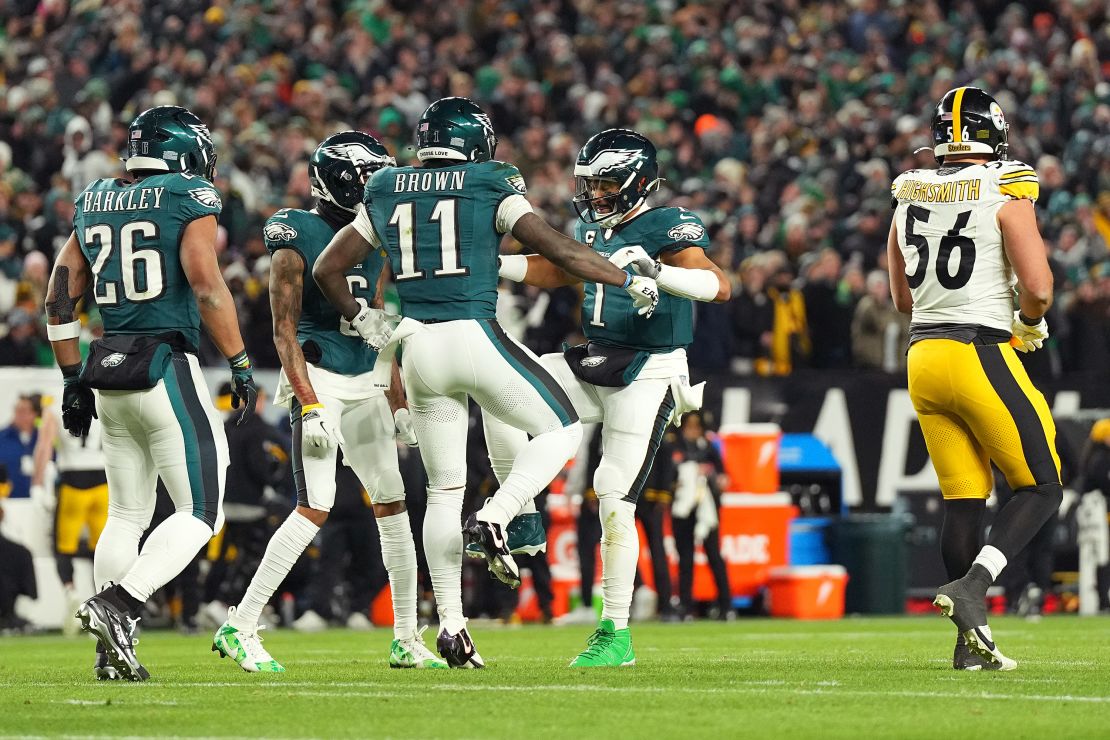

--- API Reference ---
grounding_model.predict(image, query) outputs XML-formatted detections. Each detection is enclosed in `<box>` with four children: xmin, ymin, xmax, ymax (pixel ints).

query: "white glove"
<box><xmin>623</xmin><ymin>274</ymin><xmax>660</xmax><ymax>318</ymax></box>
<box><xmin>393</xmin><ymin>407</ymin><xmax>419</xmax><ymax>447</ymax></box>
<box><xmin>608</xmin><ymin>245</ymin><xmax>651</xmax><ymax>270</ymax></box>
<box><xmin>1011</xmin><ymin>311</ymin><xmax>1049</xmax><ymax>353</ymax></box>
<box><xmin>30</xmin><ymin>483</ymin><xmax>55</xmax><ymax>513</ymax></box>
<box><xmin>349</xmin><ymin>306</ymin><xmax>395</xmax><ymax>351</ymax></box>
<box><xmin>300</xmin><ymin>403</ymin><xmax>345</xmax><ymax>455</ymax></box>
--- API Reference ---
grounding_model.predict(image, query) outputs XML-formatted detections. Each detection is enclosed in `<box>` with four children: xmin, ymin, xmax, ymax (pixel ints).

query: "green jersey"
<box><xmin>264</xmin><ymin>208</ymin><xmax>384</xmax><ymax>377</ymax></box>
<box><xmin>73</xmin><ymin>173</ymin><xmax>222</xmax><ymax>350</ymax></box>
<box><xmin>576</xmin><ymin>207</ymin><xmax>711</xmax><ymax>352</ymax></box>
<box><xmin>361</xmin><ymin>160</ymin><xmax>527</xmax><ymax>321</ymax></box>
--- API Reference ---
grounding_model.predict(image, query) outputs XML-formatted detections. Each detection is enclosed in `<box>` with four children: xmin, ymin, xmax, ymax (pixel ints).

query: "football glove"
<box><xmin>61</xmin><ymin>375</ymin><xmax>96</xmax><ymax>438</ymax></box>
<box><xmin>623</xmin><ymin>273</ymin><xmax>660</xmax><ymax>318</ymax></box>
<box><xmin>349</xmin><ymin>306</ymin><xmax>395</xmax><ymax>351</ymax></box>
<box><xmin>393</xmin><ymin>407</ymin><xmax>419</xmax><ymax>447</ymax></box>
<box><xmin>228</xmin><ymin>351</ymin><xmax>259</xmax><ymax>425</ymax></box>
<box><xmin>607</xmin><ymin>245</ymin><xmax>652</xmax><ymax>270</ymax></box>
<box><xmin>300</xmin><ymin>403</ymin><xmax>345</xmax><ymax>454</ymax></box>
<box><xmin>1011</xmin><ymin>311</ymin><xmax>1049</xmax><ymax>353</ymax></box>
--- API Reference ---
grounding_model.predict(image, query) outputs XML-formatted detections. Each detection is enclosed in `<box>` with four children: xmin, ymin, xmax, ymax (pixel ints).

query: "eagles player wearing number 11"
<box><xmin>888</xmin><ymin>87</ymin><xmax>1060</xmax><ymax>671</ymax></box>
<box><xmin>314</xmin><ymin>98</ymin><xmax>660</xmax><ymax>668</ymax></box>
<box><xmin>489</xmin><ymin>129</ymin><xmax>730</xmax><ymax>667</ymax></box>
<box><xmin>44</xmin><ymin>105</ymin><xmax>259</xmax><ymax>681</ymax></box>
<box><xmin>212</xmin><ymin>132</ymin><xmax>446</xmax><ymax>671</ymax></box>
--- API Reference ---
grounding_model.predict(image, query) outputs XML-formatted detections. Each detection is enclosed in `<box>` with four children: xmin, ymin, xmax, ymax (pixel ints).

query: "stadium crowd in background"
<box><xmin>0</xmin><ymin>0</ymin><xmax>1107</xmax><ymax>377</ymax></box>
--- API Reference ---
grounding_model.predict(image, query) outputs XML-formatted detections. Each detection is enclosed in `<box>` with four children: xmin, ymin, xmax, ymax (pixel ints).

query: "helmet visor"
<box><xmin>572</xmin><ymin>176</ymin><xmax>623</xmax><ymax>223</ymax></box>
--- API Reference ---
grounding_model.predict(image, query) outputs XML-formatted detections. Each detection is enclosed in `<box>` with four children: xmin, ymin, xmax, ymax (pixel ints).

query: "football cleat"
<box><xmin>390</xmin><ymin>626</ymin><xmax>449</xmax><ymax>669</ymax></box>
<box><xmin>93</xmin><ymin>641</ymin><xmax>120</xmax><ymax>681</ymax></box>
<box><xmin>436</xmin><ymin>619</ymin><xmax>485</xmax><ymax>669</ymax></box>
<box><xmin>568</xmin><ymin>619</ymin><xmax>635</xmax><ymax>668</ymax></box>
<box><xmin>465</xmin><ymin>512</ymin><xmax>547</xmax><ymax>558</ymax></box>
<box><xmin>212</xmin><ymin>607</ymin><xmax>285</xmax><ymax>673</ymax></box>
<box><xmin>554</xmin><ymin>605</ymin><xmax>600</xmax><ymax>626</ymax></box>
<box><xmin>934</xmin><ymin>574</ymin><xmax>1017</xmax><ymax>671</ymax></box>
<box><xmin>76</xmin><ymin>593</ymin><xmax>149</xmax><ymax>682</ymax></box>
<box><xmin>953</xmin><ymin>634</ymin><xmax>1003</xmax><ymax>671</ymax></box>
<box><xmin>463</xmin><ymin>514</ymin><xmax>520</xmax><ymax>588</ymax></box>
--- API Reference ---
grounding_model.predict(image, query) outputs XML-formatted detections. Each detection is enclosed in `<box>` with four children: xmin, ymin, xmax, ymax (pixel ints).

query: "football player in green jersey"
<box><xmin>213</xmin><ymin>132</ymin><xmax>446</xmax><ymax>671</ymax></box>
<box><xmin>490</xmin><ymin>128</ymin><xmax>730</xmax><ymax>667</ymax></box>
<box><xmin>44</xmin><ymin>105</ymin><xmax>258</xmax><ymax>681</ymax></box>
<box><xmin>313</xmin><ymin>98</ymin><xmax>660</xmax><ymax>668</ymax></box>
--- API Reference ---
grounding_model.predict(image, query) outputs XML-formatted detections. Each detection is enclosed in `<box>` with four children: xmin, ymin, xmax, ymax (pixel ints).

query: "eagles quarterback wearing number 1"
<box><xmin>487</xmin><ymin>129</ymin><xmax>730</xmax><ymax>667</ymax></box>
<box><xmin>212</xmin><ymin>132</ymin><xmax>447</xmax><ymax>671</ymax></box>
<box><xmin>313</xmin><ymin>98</ymin><xmax>660</xmax><ymax>668</ymax></box>
<box><xmin>888</xmin><ymin>87</ymin><xmax>1060</xmax><ymax>671</ymax></box>
<box><xmin>44</xmin><ymin>106</ymin><xmax>258</xmax><ymax>681</ymax></box>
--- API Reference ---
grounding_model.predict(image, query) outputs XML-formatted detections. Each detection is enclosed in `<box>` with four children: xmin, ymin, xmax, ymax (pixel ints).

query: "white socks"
<box><xmin>424</xmin><ymin>487</ymin><xmax>464</xmax><ymax>624</ymax></box>
<box><xmin>120</xmin><ymin>512</ymin><xmax>212</xmax><ymax>601</ymax></box>
<box><xmin>478</xmin><ymin>422</ymin><xmax>582</xmax><ymax>527</ymax></box>
<box><xmin>973</xmin><ymin>545</ymin><xmax>1008</xmax><ymax>581</ymax></box>
<box><xmin>599</xmin><ymin>497</ymin><xmax>638</xmax><ymax>630</ymax></box>
<box><xmin>377</xmin><ymin>511</ymin><xmax>417</xmax><ymax>639</ymax></box>
<box><xmin>94</xmin><ymin>514</ymin><xmax>146</xmax><ymax>588</ymax></box>
<box><xmin>232</xmin><ymin>510</ymin><xmax>320</xmax><ymax>629</ymax></box>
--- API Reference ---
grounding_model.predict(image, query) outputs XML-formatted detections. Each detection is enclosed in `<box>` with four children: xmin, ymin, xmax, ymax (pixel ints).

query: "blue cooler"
<box><xmin>789</xmin><ymin>517</ymin><xmax>832</xmax><ymax>565</ymax></box>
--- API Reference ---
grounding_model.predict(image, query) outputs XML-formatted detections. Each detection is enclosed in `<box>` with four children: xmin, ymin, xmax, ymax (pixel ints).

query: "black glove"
<box><xmin>228</xmin><ymin>350</ymin><xmax>258</xmax><ymax>425</ymax></box>
<box><xmin>61</xmin><ymin>364</ymin><xmax>96</xmax><ymax>438</ymax></box>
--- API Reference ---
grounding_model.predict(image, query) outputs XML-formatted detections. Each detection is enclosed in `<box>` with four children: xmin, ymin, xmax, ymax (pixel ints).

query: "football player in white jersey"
<box><xmin>888</xmin><ymin>87</ymin><xmax>1059</xmax><ymax>671</ymax></box>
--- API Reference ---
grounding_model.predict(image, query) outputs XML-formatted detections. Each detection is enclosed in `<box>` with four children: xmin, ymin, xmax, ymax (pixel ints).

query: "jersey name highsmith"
<box><xmin>392</xmin><ymin>170</ymin><xmax>467</xmax><ymax>193</ymax></box>
<box><xmin>893</xmin><ymin>179</ymin><xmax>981</xmax><ymax>203</ymax></box>
<box><xmin>81</xmin><ymin>187</ymin><xmax>165</xmax><ymax>213</ymax></box>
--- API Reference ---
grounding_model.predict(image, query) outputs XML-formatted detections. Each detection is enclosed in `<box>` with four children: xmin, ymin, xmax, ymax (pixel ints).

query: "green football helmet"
<box><xmin>310</xmin><ymin>131</ymin><xmax>395</xmax><ymax>212</ymax></box>
<box><xmin>415</xmin><ymin>97</ymin><xmax>497</xmax><ymax>163</ymax></box>
<box><xmin>573</xmin><ymin>128</ymin><xmax>660</xmax><ymax>227</ymax></box>
<box><xmin>125</xmin><ymin>105</ymin><xmax>216</xmax><ymax>180</ymax></box>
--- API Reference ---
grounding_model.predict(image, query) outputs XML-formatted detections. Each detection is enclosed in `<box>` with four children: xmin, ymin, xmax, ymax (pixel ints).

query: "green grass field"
<box><xmin>2</xmin><ymin>617</ymin><xmax>1109</xmax><ymax>738</ymax></box>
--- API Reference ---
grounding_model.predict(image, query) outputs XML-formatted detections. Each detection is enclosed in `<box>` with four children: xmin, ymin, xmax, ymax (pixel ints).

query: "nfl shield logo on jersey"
<box><xmin>101</xmin><ymin>353</ymin><xmax>126</xmax><ymax>368</ymax></box>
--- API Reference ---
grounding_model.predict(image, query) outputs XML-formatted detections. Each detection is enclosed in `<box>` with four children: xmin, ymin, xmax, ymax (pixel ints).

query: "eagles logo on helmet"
<box><xmin>415</xmin><ymin>97</ymin><xmax>498</xmax><ymax>163</ymax></box>
<box><xmin>309</xmin><ymin>131</ymin><xmax>395</xmax><ymax>213</ymax></box>
<box><xmin>573</xmin><ymin>129</ymin><xmax>660</xmax><ymax>227</ymax></box>
<box><xmin>125</xmin><ymin>106</ymin><xmax>218</xmax><ymax>180</ymax></box>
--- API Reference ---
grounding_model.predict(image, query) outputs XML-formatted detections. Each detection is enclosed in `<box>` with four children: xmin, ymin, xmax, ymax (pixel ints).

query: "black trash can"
<box><xmin>831</xmin><ymin>514</ymin><xmax>912</xmax><ymax>614</ymax></box>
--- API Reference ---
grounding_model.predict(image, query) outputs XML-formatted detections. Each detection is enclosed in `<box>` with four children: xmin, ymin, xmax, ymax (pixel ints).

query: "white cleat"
<box><xmin>346</xmin><ymin>612</ymin><xmax>374</xmax><ymax>631</ymax></box>
<box><xmin>212</xmin><ymin>607</ymin><xmax>285</xmax><ymax>673</ymax></box>
<box><xmin>292</xmin><ymin>609</ymin><xmax>328</xmax><ymax>632</ymax></box>
<box><xmin>390</xmin><ymin>626</ymin><xmax>448</xmax><ymax>669</ymax></box>
<box><xmin>555</xmin><ymin>605</ymin><xmax>600</xmax><ymax>626</ymax></box>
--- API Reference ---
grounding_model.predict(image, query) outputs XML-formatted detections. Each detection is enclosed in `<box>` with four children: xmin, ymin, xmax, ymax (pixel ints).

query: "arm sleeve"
<box><xmin>351</xmin><ymin>203</ymin><xmax>382</xmax><ymax>247</ymax></box>
<box><xmin>496</xmin><ymin>194</ymin><xmax>534</xmax><ymax>234</ymax></box>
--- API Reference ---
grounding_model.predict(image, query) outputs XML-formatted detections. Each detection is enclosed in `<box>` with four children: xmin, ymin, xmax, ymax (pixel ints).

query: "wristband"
<box><xmin>498</xmin><ymin>254</ymin><xmax>528</xmax><ymax>282</ymax></box>
<box><xmin>228</xmin><ymin>350</ymin><xmax>252</xmax><ymax>369</ymax></box>
<box><xmin>60</xmin><ymin>362</ymin><xmax>82</xmax><ymax>381</ymax></box>
<box><xmin>301</xmin><ymin>402</ymin><xmax>324</xmax><ymax>416</ymax></box>
<box><xmin>621</xmin><ymin>271</ymin><xmax>632</xmax><ymax>289</ymax></box>
<box><xmin>1018</xmin><ymin>312</ymin><xmax>1043</xmax><ymax>326</ymax></box>
<box><xmin>46</xmin><ymin>320</ymin><xmax>81</xmax><ymax>341</ymax></box>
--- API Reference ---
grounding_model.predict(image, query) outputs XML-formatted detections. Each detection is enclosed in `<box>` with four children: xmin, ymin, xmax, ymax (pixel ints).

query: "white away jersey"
<box><xmin>891</xmin><ymin>160</ymin><xmax>1039</xmax><ymax>333</ymax></box>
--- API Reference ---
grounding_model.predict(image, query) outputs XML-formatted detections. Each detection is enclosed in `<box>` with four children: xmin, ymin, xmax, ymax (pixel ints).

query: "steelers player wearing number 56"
<box><xmin>486</xmin><ymin>129</ymin><xmax>730</xmax><ymax>667</ymax></box>
<box><xmin>44</xmin><ymin>106</ymin><xmax>259</xmax><ymax>681</ymax></box>
<box><xmin>313</xmin><ymin>97</ymin><xmax>660</xmax><ymax>668</ymax></box>
<box><xmin>211</xmin><ymin>132</ymin><xmax>447</xmax><ymax>671</ymax></box>
<box><xmin>888</xmin><ymin>87</ymin><xmax>1060</xmax><ymax>672</ymax></box>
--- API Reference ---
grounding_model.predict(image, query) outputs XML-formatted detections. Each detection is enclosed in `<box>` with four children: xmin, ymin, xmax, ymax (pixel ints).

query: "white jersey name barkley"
<box><xmin>891</xmin><ymin>159</ymin><xmax>1039</xmax><ymax>333</ymax></box>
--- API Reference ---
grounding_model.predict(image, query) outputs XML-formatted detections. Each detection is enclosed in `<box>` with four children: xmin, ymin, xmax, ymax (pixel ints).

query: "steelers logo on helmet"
<box><xmin>930</xmin><ymin>87</ymin><xmax>1009</xmax><ymax>162</ymax></box>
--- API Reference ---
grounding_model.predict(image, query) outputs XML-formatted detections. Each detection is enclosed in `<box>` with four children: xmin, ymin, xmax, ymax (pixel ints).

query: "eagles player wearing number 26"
<box><xmin>488</xmin><ymin>129</ymin><xmax>730</xmax><ymax>667</ymax></box>
<box><xmin>44</xmin><ymin>106</ymin><xmax>259</xmax><ymax>681</ymax></box>
<box><xmin>313</xmin><ymin>98</ymin><xmax>660</xmax><ymax>668</ymax></box>
<box><xmin>212</xmin><ymin>132</ymin><xmax>446</xmax><ymax>671</ymax></box>
<box><xmin>888</xmin><ymin>87</ymin><xmax>1059</xmax><ymax>672</ymax></box>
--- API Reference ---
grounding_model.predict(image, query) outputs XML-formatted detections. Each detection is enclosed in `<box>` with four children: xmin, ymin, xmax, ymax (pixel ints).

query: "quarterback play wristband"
<box><xmin>498</xmin><ymin>254</ymin><xmax>528</xmax><ymax>282</ymax></box>
<box><xmin>46</xmin><ymin>320</ymin><xmax>81</xmax><ymax>341</ymax></box>
<box><xmin>655</xmin><ymin>264</ymin><xmax>719</xmax><ymax>301</ymax></box>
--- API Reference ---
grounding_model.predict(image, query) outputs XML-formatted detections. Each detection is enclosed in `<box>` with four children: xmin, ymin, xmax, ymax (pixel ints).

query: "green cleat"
<box><xmin>212</xmin><ymin>607</ymin><xmax>285</xmax><ymax>673</ymax></box>
<box><xmin>465</xmin><ymin>512</ymin><xmax>547</xmax><ymax>558</ymax></box>
<box><xmin>568</xmin><ymin>619</ymin><xmax>635</xmax><ymax>668</ymax></box>
<box><xmin>390</xmin><ymin>626</ymin><xmax>449</xmax><ymax>669</ymax></box>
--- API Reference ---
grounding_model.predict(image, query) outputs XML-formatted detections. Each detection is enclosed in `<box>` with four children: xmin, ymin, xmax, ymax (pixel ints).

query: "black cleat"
<box><xmin>934</xmin><ymin>573</ymin><xmax>1016</xmax><ymax>671</ymax></box>
<box><xmin>77</xmin><ymin>592</ymin><xmax>149</xmax><ymax>682</ymax></box>
<box><xmin>436</xmin><ymin>621</ymin><xmax>485</xmax><ymax>669</ymax></box>
<box><xmin>953</xmin><ymin>635</ymin><xmax>1003</xmax><ymax>671</ymax></box>
<box><xmin>463</xmin><ymin>514</ymin><xmax>520</xmax><ymax>588</ymax></box>
<box><xmin>93</xmin><ymin>641</ymin><xmax>121</xmax><ymax>681</ymax></box>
